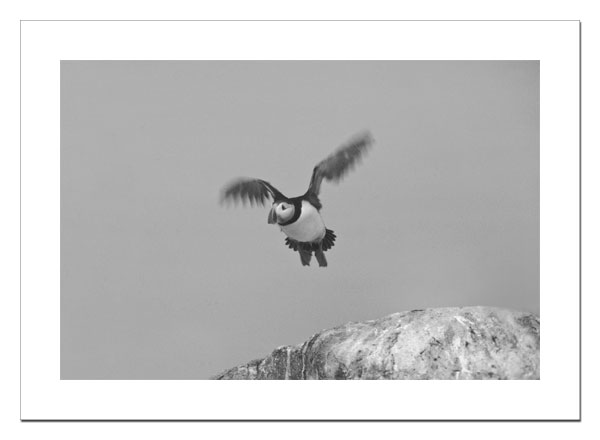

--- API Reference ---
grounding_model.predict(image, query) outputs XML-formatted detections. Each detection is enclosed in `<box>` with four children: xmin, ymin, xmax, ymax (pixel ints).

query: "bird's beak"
<box><xmin>267</xmin><ymin>206</ymin><xmax>278</xmax><ymax>224</ymax></box>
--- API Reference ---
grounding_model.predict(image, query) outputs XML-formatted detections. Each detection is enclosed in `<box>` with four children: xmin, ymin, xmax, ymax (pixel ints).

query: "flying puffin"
<box><xmin>220</xmin><ymin>132</ymin><xmax>374</xmax><ymax>267</ymax></box>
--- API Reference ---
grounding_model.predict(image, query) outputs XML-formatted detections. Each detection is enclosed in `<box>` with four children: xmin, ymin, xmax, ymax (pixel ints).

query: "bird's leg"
<box><xmin>314</xmin><ymin>243</ymin><xmax>328</xmax><ymax>267</ymax></box>
<box><xmin>298</xmin><ymin>245</ymin><xmax>312</xmax><ymax>266</ymax></box>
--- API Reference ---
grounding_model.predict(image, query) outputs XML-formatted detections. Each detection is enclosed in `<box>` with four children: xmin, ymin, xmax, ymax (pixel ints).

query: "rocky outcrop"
<box><xmin>212</xmin><ymin>306</ymin><xmax>539</xmax><ymax>380</ymax></box>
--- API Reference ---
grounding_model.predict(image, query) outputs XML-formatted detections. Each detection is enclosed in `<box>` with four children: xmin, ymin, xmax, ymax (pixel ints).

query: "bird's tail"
<box><xmin>285</xmin><ymin>231</ymin><xmax>335</xmax><ymax>267</ymax></box>
<box><xmin>322</xmin><ymin>229</ymin><xmax>336</xmax><ymax>251</ymax></box>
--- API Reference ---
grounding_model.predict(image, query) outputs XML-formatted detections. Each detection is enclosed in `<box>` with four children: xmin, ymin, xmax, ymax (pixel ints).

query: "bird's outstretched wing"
<box><xmin>305</xmin><ymin>131</ymin><xmax>374</xmax><ymax>202</ymax></box>
<box><xmin>220</xmin><ymin>178</ymin><xmax>286</xmax><ymax>206</ymax></box>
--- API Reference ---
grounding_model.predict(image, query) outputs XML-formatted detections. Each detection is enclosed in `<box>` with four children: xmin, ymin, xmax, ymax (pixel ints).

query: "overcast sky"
<box><xmin>61</xmin><ymin>60</ymin><xmax>539</xmax><ymax>379</ymax></box>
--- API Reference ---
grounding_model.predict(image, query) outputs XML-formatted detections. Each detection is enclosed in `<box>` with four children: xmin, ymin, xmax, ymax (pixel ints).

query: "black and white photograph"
<box><xmin>60</xmin><ymin>60</ymin><xmax>540</xmax><ymax>381</ymax></box>
<box><xmin>14</xmin><ymin>18</ymin><xmax>583</xmax><ymax>425</ymax></box>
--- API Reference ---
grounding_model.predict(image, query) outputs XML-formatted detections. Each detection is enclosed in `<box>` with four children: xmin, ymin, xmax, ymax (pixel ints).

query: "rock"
<box><xmin>212</xmin><ymin>306</ymin><xmax>539</xmax><ymax>380</ymax></box>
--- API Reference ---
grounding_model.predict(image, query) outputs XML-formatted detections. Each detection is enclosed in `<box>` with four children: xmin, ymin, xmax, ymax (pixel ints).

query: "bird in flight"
<box><xmin>220</xmin><ymin>132</ymin><xmax>374</xmax><ymax>267</ymax></box>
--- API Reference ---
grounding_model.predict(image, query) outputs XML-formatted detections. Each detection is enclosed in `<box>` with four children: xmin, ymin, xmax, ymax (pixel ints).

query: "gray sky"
<box><xmin>61</xmin><ymin>60</ymin><xmax>539</xmax><ymax>379</ymax></box>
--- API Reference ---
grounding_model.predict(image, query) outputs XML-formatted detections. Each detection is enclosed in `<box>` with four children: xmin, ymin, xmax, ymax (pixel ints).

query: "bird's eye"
<box><xmin>281</xmin><ymin>205</ymin><xmax>286</xmax><ymax>211</ymax></box>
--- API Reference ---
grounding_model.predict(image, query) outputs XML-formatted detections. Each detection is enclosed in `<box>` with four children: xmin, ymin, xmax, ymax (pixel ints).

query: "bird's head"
<box><xmin>268</xmin><ymin>201</ymin><xmax>295</xmax><ymax>224</ymax></box>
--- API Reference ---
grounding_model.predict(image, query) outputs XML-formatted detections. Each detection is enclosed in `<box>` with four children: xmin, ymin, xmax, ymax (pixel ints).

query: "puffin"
<box><xmin>220</xmin><ymin>132</ymin><xmax>374</xmax><ymax>267</ymax></box>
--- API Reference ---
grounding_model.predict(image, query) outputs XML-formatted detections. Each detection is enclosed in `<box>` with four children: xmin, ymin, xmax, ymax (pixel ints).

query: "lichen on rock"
<box><xmin>212</xmin><ymin>306</ymin><xmax>540</xmax><ymax>380</ymax></box>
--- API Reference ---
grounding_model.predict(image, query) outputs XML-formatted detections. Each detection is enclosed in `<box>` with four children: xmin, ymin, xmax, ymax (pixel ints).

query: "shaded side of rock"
<box><xmin>212</xmin><ymin>306</ymin><xmax>540</xmax><ymax>380</ymax></box>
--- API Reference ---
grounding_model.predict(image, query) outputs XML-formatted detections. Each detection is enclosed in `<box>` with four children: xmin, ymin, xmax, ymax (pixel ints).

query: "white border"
<box><xmin>21</xmin><ymin>21</ymin><xmax>579</xmax><ymax>420</ymax></box>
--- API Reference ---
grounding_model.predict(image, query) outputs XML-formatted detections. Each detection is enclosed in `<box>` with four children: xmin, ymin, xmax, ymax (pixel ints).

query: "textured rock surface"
<box><xmin>212</xmin><ymin>307</ymin><xmax>539</xmax><ymax>380</ymax></box>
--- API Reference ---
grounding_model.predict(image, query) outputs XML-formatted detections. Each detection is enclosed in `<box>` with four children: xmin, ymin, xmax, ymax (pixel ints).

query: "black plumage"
<box><xmin>220</xmin><ymin>178</ymin><xmax>285</xmax><ymax>206</ymax></box>
<box><xmin>305</xmin><ymin>132</ymin><xmax>373</xmax><ymax>209</ymax></box>
<box><xmin>285</xmin><ymin>229</ymin><xmax>336</xmax><ymax>252</ymax></box>
<box><xmin>220</xmin><ymin>132</ymin><xmax>373</xmax><ymax>209</ymax></box>
<box><xmin>220</xmin><ymin>132</ymin><xmax>373</xmax><ymax>266</ymax></box>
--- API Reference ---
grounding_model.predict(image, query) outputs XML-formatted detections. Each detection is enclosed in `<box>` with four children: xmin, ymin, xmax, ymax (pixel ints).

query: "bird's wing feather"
<box><xmin>306</xmin><ymin>131</ymin><xmax>374</xmax><ymax>198</ymax></box>
<box><xmin>220</xmin><ymin>178</ymin><xmax>286</xmax><ymax>206</ymax></box>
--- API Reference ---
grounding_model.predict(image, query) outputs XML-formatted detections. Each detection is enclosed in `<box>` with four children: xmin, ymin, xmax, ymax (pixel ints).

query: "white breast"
<box><xmin>280</xmin><ymin>201</ymin><xmax>326</xmax><ymax>243</ymax></box>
